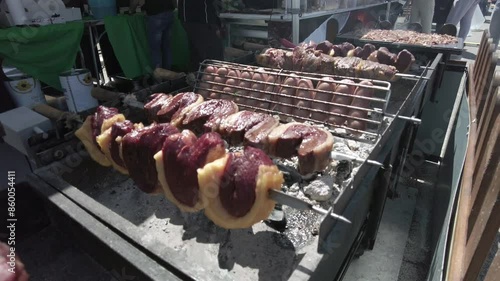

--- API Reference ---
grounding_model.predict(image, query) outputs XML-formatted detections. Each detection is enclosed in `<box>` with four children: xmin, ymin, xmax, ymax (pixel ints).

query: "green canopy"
<box><xmin>0</xmin><ymin>21</ymin><xmax>84</xmax><ymax>90</ymax></box>
<box><xmin>104</xmin><ymin>11</ymin><xmax>190</xmax><ymax>77</ymax></box>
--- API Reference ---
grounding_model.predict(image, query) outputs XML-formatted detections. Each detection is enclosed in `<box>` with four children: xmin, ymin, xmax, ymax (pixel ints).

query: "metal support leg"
<box><xmin>386</xmin><ymin>1</ymin><xmax>391</xmax><ymax>22</ymax></box>
<box><xmin>88</xmin><ymin>23</ymin><xmax>101</xmax><ymax>85</ymax></box>
<box><xmin>292</xmin><ymin>0</ymin><xmax>300</xmax><ymax>44</ymax></box>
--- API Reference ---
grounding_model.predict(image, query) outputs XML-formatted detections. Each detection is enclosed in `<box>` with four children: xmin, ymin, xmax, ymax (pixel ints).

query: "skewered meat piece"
<box><xmin>155</xmin><ymin>131</ymin><xmax>226</xmax><ymax>212</ymax></box>
<box><xmin>96</xmin><ymin>120</ymin><xmax>144</xmax><ymax>175</ymax></box>
<box><xmin>198</xmin><ymin>66</ymin><xmax>218</xmax><ymax>98</ymax></box>
<box><xmin>144</xmin><ymin>93</ymin><xmax>204</xmax><ymax>125</ymax></box>
<box><xmin>144</xmin><ymin>93</ymin><xmax>172</xmax><ymax>121</ymax></box>
<box><xmin>182</xmin><ymin>99</ymin><xmax>239</xmax><ymax>134</ymax></box>
<box><xmin>312</xmin><ymin>77</ymin><xmax>336</xmax><ymax>121</ymax></box>
<box><xmin>348</xmin><ymin>44</ymin><xmax>376</xmax><ymax>60</ymax></box>
<box><xmin>75</xmin><ymin>106</ymin><xmax>125</xmax><ymax>166</ymax></box>
<box><xmin>221</xmin><ymin>69</ymin><xmax>241</xmax><ymax>99</ymax></box>
<box><xmin>235</xmin><ymin>70</ymin><xmax>253</xmax><ymax>104</ymax></box>
<box><xmin>210</xmin><ymin>67</ymin><xmax>229</xmax><ymax>99</ymax></box>
<box><xmin>334</xmin><ymin>55</ymin><xmax>398</xmax><ymax>80</ymax></box>
<box><xmin>219</xmin><ymin>111</ymin><xmax>279</xmax><ymax>146</ymax></box>
<box><xmin>198</xmin><ymin>146</ymin><xmax>284</xmax><ymax>229</ymax></box>
<box><xmin>121</xmin><ymin>123</ymin><xmax>179</xmax><ymax>193</ymax></box>
<box><xmin>347</xmin><ymin>81</ymin><xmax>374</xmax><ymax>135</ymax></box>
<box><xmin>367</xmin><ymin>48</ymin><xmax>397</xmax><ymax>65</ymax></box>
<box><xmin>293</xmin><ymin>79</ymin><xmax>315</xmax><ymax>119</ymax></box>
<box><xmin>328</xmin><ymin>79</ymin><xmax>356</xmax><ymax>126</ymax></box>
<box><xmin>395</xmin><ymin>49</ymin><xmax>416</xmax><ymax>73</ymax></box>
<box><xmin>261</xmin><ymin>74</ymin><xmax>280</xmax><ymax>109</ymax></box>
<box><xmin>274</xmin><ymin>74</ymin><xmax>298</xmax><ymax>119</ymax></box>
<box><xmin>267</xmin><ymin>123</ymin><xmax>334</xmax><ymax>174</ymax></box>
<box><xmin>315</xmin><ymin>40</ymin><xmax>334</xmax><ymax>54</ymax></box>
<box><xmin>157</xmin><ymin>92</ymin><xmax>204</xmax><ymax>125</ymax></box>
<box><xmin>256</xmin><ymin>48</ymin><xmax>398</xmax><ymax>80</ymax></box>
<box><xmin>247</xmin><ymin>69</ymin><xmax>269</xmax><ymax>107</ymax></box>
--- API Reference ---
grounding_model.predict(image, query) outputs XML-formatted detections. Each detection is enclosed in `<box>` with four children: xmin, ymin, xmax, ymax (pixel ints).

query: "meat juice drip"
<box><xmin>157</xmin><ymin>92</ymin><xmax>199</xmax><ymax>123</ymax></box>
<box><xmin>219</xmin><ymin>147</ymin><xmax>274</xmax><ymax>218</ymax></box>
<box><xmin>91</xmin><ymin>106</ymin><xmax>119</xmax><ymax>145</ymax></box>
<box><xmin>109</xmin><ymin>120</ymin><xmax>135</xmax><ymax>167</ymax></box>
<box><xmin>122</xmin><ymin>123</ymin><xmax>179</xmax><ymax>193</ymax></box>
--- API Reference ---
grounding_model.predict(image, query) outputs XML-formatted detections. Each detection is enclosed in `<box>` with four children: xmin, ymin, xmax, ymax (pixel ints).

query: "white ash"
<box><xmin>303</xmin><ymin>175</ymin><xmax>335</xmax><ymax>201</ymax></box>
<box><xmin>228</xmin><ymin>145</ymin><xmax>244</xmax><ymax>153</ymax></box>
<box><xmin>332</xmin><ymin>142</ymin><xmax>358</xmax><ymax>159</ymax></box>
<box><xmin>347</xmin><ymin>140</ymin><xmax>360</xmax><ymax>151</ymax></box>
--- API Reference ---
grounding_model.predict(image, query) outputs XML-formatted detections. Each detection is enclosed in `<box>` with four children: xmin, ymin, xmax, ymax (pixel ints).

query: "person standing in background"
<box><xmin>446</xmin><ymin>0</ymin><xmax>480</xmax><ymax>41</ymax></box>
<box><xmin>130</xmin><ymin>0</ymin><xmax>176</xmax><ymax>70</ymax></box>
<box><xmin>178</xmin><ymin>0</ymin><xmax>224</xmax><ymax>72</ymax></box>
<box><xmin>490</xmin><ymin>1</ymin><xmax>500</xmax><ymax>48</ymax></box>
<box><xmin>410</xmin><ymin>0</ymin><xmax>436</xmax><ymax>33</ymax></box>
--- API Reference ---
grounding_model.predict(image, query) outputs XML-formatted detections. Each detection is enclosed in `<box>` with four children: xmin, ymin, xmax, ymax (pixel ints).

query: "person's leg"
<box><xmin>160</xmin><ymin>11</ymin><xmax>174</xmax><ymax>69</ymax></box>
<box><xmin>458</xmin><ymin>3</ymin><xmax>479</xmax><ymax>40</ymax></box>
<box><xmin>446</xmin><ymin>0</ymin><xmax>472</xmax><ymax>25</ymax></box>
<box><xmin>205</xmin><ymin>24</ymin><xmax>224</xmax><ymax>61</ymax></box>
<box><xmin>420</xmin><ymin>0</ymin><xmax>435</xmax><ymax>33</ymax></box>
<box><xmin>410</xmin><ymin>0</ymin><xmax>422</xmax><ymax>25</ymax></box>
<box><xmin>147</xmin><ymin>14</ymin><xmax>164</xmax><ymax>69</ymax></box>
<box><xmin>182</xmin><ymin>22</ymin><xmax>204</xmax><ymax>72</ymax></box>
<box><xmin>490</xmin><ymin>1</ymin><xmax>500</xmax><ymax>48</ymax></box>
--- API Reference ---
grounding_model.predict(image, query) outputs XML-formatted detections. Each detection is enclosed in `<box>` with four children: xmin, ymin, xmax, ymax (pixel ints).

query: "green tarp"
<box><xmin>104</xmin><ymin>14</ymin><xmax>151</xmax><ymax>78</ymax></box>
<box><xmin>104</xmin><ymin>11</ymin><xmax>190</xmax><ymax>78</ymax></box>
<box><xmin>0</xmin><ymin>21</ymin><xmax>84</xmax><ymax>90</ymax></box>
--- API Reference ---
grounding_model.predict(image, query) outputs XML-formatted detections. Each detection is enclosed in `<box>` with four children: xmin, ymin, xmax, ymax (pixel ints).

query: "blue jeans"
<box><xmin>490</xmin><ymin>1</ymin><xmax>500</xmax><ymax>48</ymax></box>
<box><xmin>147</xmin><ymin>11</ymin><xmax>174</xmax><ymax>69</ymax></box>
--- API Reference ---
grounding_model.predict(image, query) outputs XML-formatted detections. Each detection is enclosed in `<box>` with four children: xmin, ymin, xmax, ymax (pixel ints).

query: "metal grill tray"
<box><xmin>335</xmin><ymin>32</ymin><xmax>464</xmax><ymax>55</ymax></box>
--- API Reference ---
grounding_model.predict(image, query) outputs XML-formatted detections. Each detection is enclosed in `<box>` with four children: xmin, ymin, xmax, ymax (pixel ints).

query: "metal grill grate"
<box><xmin>194</xmin><ymin>60</ymin><xmax>392</xmax><ymax>142</ymax></box>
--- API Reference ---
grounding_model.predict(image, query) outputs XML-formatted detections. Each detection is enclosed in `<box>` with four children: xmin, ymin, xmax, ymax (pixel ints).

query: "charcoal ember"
<box><xmin>303</xmin><ymin>175</ymin><xmax>334</xmax><ymax>201</ymax></box>
<box><xmin>265</xmin><ymin>205</ymin><xmax>287</xmax><ymax>232</ymax></box>
<box><xmin>395</xmin><ymin>49</ymin><xmax>416</xmax><ymax>73</ymax></box>
<box><xmin>336</xmin><ymin>160</ymin><xmax>353</xmax><ymax>182</ymax></box>
<box><xmin>315</xmin><ymin>40</ymin><xmax>334</xmax><ymax>54</ymax></box>
<box><xmin>122</xmin><ymin>123</ymin><xmax>179</xmax><ymax>193</ymax></box>
<box><xmin>275</xmin><ymin>162</ymin><xmax>303</xmax><ymax>184</ymax></box>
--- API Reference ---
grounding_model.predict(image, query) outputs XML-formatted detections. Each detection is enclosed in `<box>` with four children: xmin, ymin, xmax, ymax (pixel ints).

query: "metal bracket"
<box><xmin>286</xmin><ymin>8</ymin><xmax>301</xmax><ymax>15</ymax></box>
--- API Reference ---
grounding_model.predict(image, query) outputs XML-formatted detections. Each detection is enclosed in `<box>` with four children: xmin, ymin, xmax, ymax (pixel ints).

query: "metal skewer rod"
<box><xmin>269</xmin><ymin>189</ymin><xmax>351</xmax><ymax>224</ymax></box>
<box><xmin>330</xmin><ymin>151</ymin><xmax>384</xmax><ymax>167</ymax></box>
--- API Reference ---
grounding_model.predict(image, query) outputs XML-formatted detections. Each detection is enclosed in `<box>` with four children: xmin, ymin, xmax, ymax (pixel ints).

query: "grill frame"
<box><xmin>27</xmin><ymin>53</ymin><xmax>443</xmax><ymax>281</ymax></box>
